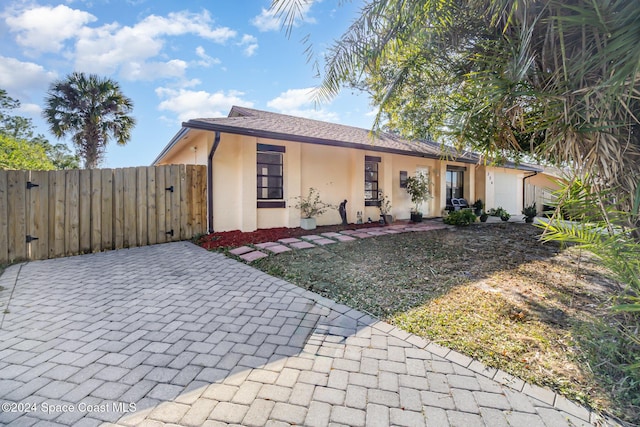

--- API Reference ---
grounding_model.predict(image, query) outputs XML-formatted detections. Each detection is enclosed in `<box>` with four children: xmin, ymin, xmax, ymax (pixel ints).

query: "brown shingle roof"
<box><xmin>155</xmin><ymin>105</ymin><xmax>541</xmax><ymax>171</ymax></box>
<box><xmin>184</xmin><ymin>106</ymin><xmax>478</xmax><ymax>162</ymax></box>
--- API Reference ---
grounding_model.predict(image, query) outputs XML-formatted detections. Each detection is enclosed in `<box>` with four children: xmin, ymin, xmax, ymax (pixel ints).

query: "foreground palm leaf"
<box><xmin>539</xmin><ymin>177</ymin><xmax>639</xmax><ymax>323</ymax></box>
<box><xmin>272</xmin><ymin>0</ymin><xmax>640</xmax><ymax>207</ymax></box>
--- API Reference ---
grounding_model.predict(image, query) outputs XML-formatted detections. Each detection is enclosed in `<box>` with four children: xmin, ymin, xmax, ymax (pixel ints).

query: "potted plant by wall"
<box><xmin>522</xmin><ymin>203</ymin><xmax>537</xmax><ymax>223</ymax></box>
<box><xmin>488</xmin><ymin>206</ymin><xmax>510</xmax><ymax>221</ymax></box>
<box><xmin>292</xmin><ymin>187</ymin><xmax>333</xmax><ymax>230</ymax></box>
<box><xmin>378</xmin><ymin>190</ymin><xmax>393</xmax><ymax>225</ymax></box>
<box><xmin>472</xmin><ymin>199</ymin><xmax>484</xmax><ymax>216</ymax></box>
<box><xmin>480</xmin><ymin>212</ymin><xmax>489</xmax><ymax>222</ymax></box>
<box><xmin>405</xmin><ymin>174</ymin><xmax>432</xmax><ymax>223</ymax></box>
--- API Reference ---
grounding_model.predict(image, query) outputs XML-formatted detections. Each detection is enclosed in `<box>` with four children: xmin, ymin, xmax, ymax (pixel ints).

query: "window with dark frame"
<box><xmin>257</xmin><ymin>144</ymin><xmax>285</xmax><ymax>207</ymax></box>
<box><xmin>365</xmin><ymin>156</ymin><xmax>381</xmax><ymax>206</ymax></box>
<box><xmin>399</xmin><ymin>171</ymin><xmax>408</xmax><ymax>188</ymax></box>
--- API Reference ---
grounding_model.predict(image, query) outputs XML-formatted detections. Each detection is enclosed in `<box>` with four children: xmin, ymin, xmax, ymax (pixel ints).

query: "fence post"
<box><xmin>29</xmin><ymin>170</ymin><xmax>50</xmax><ymax>260</ymax></box>
<box><xmin>7</xmin><ymin>170</ymin><xmax>28</xmax><ymax>262</ymax></box>
<box><xmin>0</xmin><ymin>171</ymin><xmax>9</xmax><ymax>264</ymax></box>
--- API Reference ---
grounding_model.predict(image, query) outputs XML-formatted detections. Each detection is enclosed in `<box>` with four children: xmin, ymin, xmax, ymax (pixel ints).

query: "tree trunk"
<box><xmin>84</xmin><ymin>144</ymin><xmax>99</xmax><ymax>169</ymax></box>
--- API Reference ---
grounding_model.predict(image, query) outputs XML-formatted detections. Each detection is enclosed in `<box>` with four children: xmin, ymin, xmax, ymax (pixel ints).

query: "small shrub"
<box><xmin>444</xmin><ymin>210</ymin><xmax>477</xmax><ymax>226</ymax></box>
<box><xmin>378</xmin><ymin>190</ymin><xmax>392</xmax><ymax>215</ymax></box>
<box><xmin>522</xmin><ymin>203</ymin><xmax>537</xmax><ymax>218</ymax></box>
<box><xmin>292</xmin><ymin>187</ymin><xmax>334</xmax><ymax>218</ymax></box>
<box><xmin>487</xmin><ymin>207</ymin><xmax>508</xmax><ymax>217</ymax></box>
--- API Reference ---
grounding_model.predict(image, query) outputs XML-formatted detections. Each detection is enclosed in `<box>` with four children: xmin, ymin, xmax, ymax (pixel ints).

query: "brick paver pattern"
<box><xmin>0</xmin><ymin>240</ymin><xmax>615</xmax><ymax>426</ymax></box>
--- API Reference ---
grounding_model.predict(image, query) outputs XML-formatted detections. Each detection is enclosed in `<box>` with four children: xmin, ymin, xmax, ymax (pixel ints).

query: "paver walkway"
<box><xmin>0</xmin><ymin>242</ymin><xmax>618</xmax><ymax>426</ymax></box>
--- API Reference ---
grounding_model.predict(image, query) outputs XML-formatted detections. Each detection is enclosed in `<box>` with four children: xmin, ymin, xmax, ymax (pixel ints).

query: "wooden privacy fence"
<box><xmin>0</xmin><ymin>164</ymin><xmax>207</xmax><ymax>264</ymax></box>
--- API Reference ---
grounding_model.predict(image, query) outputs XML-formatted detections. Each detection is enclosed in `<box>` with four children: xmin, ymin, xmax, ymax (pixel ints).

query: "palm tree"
<box><xmin>43</xmin><ymin>72</ymin><xmax>135</xmax><ymax>169</ymax></box>
<box><xmin>271</xmin><ymin>0</ymin><xmax>640</xmax><ymax>208</ymax></box>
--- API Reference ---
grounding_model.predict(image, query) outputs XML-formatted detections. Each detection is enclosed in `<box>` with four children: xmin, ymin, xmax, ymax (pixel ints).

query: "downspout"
<box><xmin>522</xmin><ymin>171</ymin><xmax>539</xmax><ymax>210</ymax></box>
<box><xmin>208</xmin><ymin>131</ymin><xmax>221</xmax><ymax>233</ymax></box>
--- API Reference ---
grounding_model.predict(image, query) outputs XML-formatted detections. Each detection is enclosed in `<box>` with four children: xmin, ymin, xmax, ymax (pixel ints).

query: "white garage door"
<box><xmin>494</xmin><ymin>172</ymin><xmax>519</xmax><ymax>214</ymax></box>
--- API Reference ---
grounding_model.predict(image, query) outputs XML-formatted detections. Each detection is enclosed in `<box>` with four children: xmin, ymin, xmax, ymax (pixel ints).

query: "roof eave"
<box><xmin>183</xmin><ymin>119</ymin><xmax>478</xmax><ymax>164</ymax></box>
<box><xmin>151</xmin><ymin>126</ymin><xmax>191</xmax><ymax>165</ymax></box>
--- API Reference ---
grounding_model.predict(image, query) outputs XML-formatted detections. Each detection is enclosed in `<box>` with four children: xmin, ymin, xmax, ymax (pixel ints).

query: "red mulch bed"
<box><xmin>197</xmin><ymin>222</ymin><xmax>385</xmax><ymax>250</ymax></box>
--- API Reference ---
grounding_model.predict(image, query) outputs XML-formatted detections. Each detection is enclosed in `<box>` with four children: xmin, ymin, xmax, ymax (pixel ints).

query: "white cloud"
<box><xmin>267</xmin><ymin>87</ymin><xmax>316</xmax><ymax>110</ymax></box>
<box><xmin>267</xmin><ymin>87</ymin><xmax>339</xmax><ymax>122</ymax></box>
<box><xmin>4</xmin><ymin>4</ymin><xmax>96</xmax><ymax>54</ymax></box>
<box><xmin>120</xmin><ymin>59</ymin><xmax>188</xmax><ymax>81</ymax></box>
<box><xmin>239</xmin><ymin>35</ymin><xmax>258</xmax><ymax>57</ymax></box>
<box><xmin>195</xmin><ymin>46</ymin><xmax>221</xmax><ymax>67</ymax></box>
<box><xmin>285</xmin><ymin>108</ymin><xmax>339</xmax><ymax>122</ymax></box>
<box><xmin>156</xmin><ymin>87</ymin><xmax>254</xmax><ymax>123</ymax></box>
<box><xmin>251</xmin><ymin>1</ymin><xmax>316</xmax><ymax>32</ymax></box>
<box><xmin>19</xmin><ymin>102</ymin><xmax>42</xmax><ymax>115</ymax></box>
<box><xmin>0</xmin><ymin>56</ymin><xmax>57</xmax><ymax>96</ymax></box>
<box><xmin>4</xmin><ymin>5</ymin><xmax>237</xmax><ymax>81</ymax></box>
<box><xmin>74</xmin><ymin>10</ymin><xmax>236</xmax><ymax>77</ymax></box>
<box><xmin>251</xmin><ymin>8</ymin><xmax>281</xmax><ymax>32</ymax></box>
<box><xmin>180</xmin><ymin>78</ymin><xmax>203</xmax><ymax>89</ymax></box>
<box><xmin>133</xmin><ymin>11</ymin><xmax>236</xmax><ymax>43</ymax></box>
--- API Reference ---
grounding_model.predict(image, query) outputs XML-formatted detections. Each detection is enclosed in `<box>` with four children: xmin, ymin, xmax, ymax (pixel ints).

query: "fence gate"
<box><xmin>0</xmin><ymin>165</ymin><xmax>207</xmax><ymax>264</ymax></box>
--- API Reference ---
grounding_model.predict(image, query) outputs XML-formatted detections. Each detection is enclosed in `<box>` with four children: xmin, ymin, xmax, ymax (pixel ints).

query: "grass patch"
<box><xmin>392</xmin><ymin>285</ymin><xmax>589</xmax><ymax>404</ymax></box>
<box><xmin>250</xmin><ymin>222</ymin><xmax>639</xmax><ymax>423</ymax></box>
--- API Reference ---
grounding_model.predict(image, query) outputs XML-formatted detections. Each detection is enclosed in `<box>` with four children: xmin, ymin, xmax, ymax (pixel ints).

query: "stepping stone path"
<box><xmin>234</xmin><ymin>221</ymin><xmax>448</xmax><ymax>262</ymax></box>
<box><xmin>265</xmin><ymin>244</ymin><xmax>291</xmax><ymax>254</ymax></box>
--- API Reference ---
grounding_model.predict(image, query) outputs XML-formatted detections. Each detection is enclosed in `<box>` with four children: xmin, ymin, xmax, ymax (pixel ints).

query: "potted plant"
<box><xmin>488</xmin><ymin>206</ymin><xmax>509</xmax><ymax>221</ymax></box>
<box><xmin>405</xmin><ymin>174</ymin><xmax>432</xmax><ymax>223</ymax></box>
<box><xmin>292</xmin><ymin>187</ymin><xmax>333</xmax><ymax>230</ymax></box>
<box><xmin>480</xmin><ymin>212</ymin><xmax>489</xmax><ymax>222</ymax></box>
<box><xmin>472</xmin><ymin>199</ymin><xmax>484</xmax><ymax>216</ymax></box>
<box><xmin>378</xmin><ymin>190</ymin><xmax>393</xmax><ymax>225</ymax></box>
<box><xmin>522</xmin><ymin>203</ymin><xmax>537</xmax><ymax>223</ymax></box>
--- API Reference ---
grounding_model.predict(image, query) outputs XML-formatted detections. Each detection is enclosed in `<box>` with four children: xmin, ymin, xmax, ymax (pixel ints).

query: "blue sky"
<box><xmin>0</xmin><ymin>0</ymin><xmax>373</xmax><ymax>168</ymax></box>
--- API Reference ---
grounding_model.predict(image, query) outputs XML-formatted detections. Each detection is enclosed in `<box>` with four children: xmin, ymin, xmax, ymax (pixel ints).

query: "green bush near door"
<box><xmin>444</xmin><ymin>210</ymin><xmax>477</xmax><ymax>226</ymax></box>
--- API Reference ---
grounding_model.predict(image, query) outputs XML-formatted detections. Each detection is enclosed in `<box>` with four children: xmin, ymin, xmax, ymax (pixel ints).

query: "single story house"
<box><xmin>153</xmin><ymin>106</ymin><xmax>543</xmax><ymax>232</ymax></box>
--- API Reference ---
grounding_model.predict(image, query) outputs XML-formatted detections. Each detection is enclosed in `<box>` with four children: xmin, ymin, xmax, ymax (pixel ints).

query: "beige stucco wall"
<box><xmin>177</xmin><ymin>132</ymin><xmax>250</xmax><ymax>233</ymax></box>
<box><xmin>159</xmin><ymin>129</ymin><xmax>210</xmax><ymax>166</ymax></box>
<box><xmin>156</xmin><ymin>128</ymin><xmax>533</xmax><ymax>231</ymax></box>
<box><xmin>386</xmin><ymin>155</ymin><xmax>439</xmax><ymax>218</ymax></box>
<box><xmin>528</xmin><ymin>172</ymin><xmax>561</xmax><ymax>190</ymax></box>
<box><xmin>474</xmin><ymin>165</ymin><xmax>487</xmax><ymax>208</ymax></box>
<box><xmin>298</xmin><ymin>143</ymin><xmax>353</xmax><ymax>226</ymax></box>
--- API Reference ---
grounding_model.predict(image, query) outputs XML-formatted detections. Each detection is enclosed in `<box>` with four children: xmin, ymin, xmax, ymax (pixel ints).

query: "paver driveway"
<box><xmin>0</xmin><ymin>242</ymin><xmax>611</xmax><ymax>426</ymax></box>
